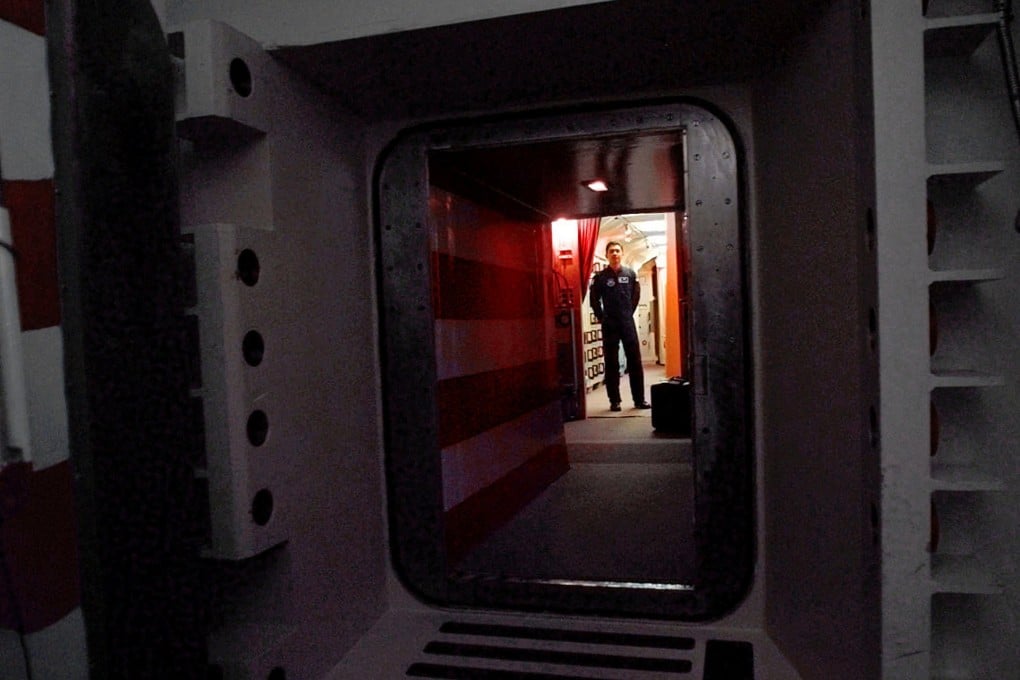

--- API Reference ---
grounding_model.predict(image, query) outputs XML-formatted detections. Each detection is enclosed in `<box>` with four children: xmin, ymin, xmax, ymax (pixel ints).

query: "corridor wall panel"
<box><xmin>430</xmin><ymin>186</ymin><xmax>568</xmax><ymax>556</ymax></box>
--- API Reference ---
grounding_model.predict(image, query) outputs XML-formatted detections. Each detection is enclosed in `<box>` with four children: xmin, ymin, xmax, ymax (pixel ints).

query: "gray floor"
<box><xmin>453</xmin><ymin>363</ymin><xmax>697</xmax><ymax>584</ymax></box>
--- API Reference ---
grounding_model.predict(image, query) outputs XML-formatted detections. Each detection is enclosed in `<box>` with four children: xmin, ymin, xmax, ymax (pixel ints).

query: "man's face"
<box><xmin>606</xmin><ymin>244</ymin><xmax>623</xmax><ymax>269</ymax></box>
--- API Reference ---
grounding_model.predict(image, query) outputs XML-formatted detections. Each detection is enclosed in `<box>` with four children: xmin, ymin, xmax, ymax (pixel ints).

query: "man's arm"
<box><xmin>590</xmin><ymin>275</ymin><xmax>604</xmax><ymax>322</ymax></box>
<box><xmin>631</xmin><ymin>273</ymin><xmax>641</xmax><ymax>311</ymax></box>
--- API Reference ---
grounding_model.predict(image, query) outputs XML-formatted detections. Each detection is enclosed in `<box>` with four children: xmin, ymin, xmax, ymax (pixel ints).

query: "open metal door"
<box><xmin>47</xmin><ymin>1</ymin><xmax>208</xmax><ymax>676</ymax></box>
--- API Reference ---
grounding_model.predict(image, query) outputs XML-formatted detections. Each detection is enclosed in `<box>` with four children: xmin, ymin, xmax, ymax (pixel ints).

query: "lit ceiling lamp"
<box><xmin>584</xmin><ymin>179</ymin><xmax>609</xmax><ymax>192</ymax></box>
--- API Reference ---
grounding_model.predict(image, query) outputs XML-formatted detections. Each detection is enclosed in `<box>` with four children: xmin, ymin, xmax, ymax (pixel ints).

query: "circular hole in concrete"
<box><xmin>243</xmin><ymin>330</ymin><xmax>265</xmax><ymax>366</ymax></box>
<box><xmin>229</xmin><ymin>58</ymin><xmax>253</xmax><ymax>97</ymax></box>
<box><xmin>251</xmin><ymin>489</ymin><xmax>273</xmax><ymax>526</ymax></box>
<box><xmin>247</xmin><ymin>410</ymin><xmax>269</xmax><ymax>446</ymax></box>
<box><xmin>237</xmin><ymin>249</ymin><xmax>260</xmax><ymax>286</ymax></box>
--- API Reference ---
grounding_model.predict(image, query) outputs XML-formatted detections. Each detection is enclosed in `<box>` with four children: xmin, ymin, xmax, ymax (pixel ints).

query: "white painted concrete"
<box><xmin>163</xmin><ymin>0</ymin><xmax>612</xmax><ymax>47</ymax></box>
<box><xmin>22</xmin><ymin>327</ymin><xmax>69</xmax><ymax>470</ymax></box>
<box><xmin>0</xmin><ymin>21</ymin><xmax>53</xmax><ymax>180</ymax></box>
<box><xmin>24</xmin><ymin>609</ymin><xmax>89</xmax><ymax>680</ymax></box>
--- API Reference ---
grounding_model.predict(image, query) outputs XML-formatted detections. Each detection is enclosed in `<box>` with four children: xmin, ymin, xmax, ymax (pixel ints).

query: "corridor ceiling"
<box><xmin>430</xmin><ymin>129</ymin><xmax>685</xmax><ymax>219</ymax></box>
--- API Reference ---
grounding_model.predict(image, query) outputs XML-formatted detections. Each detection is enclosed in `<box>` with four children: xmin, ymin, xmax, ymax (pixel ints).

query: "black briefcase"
<box><xmin>651</xmin><ymin>378</ymin><xmax>692</xmax><ymax>434</ymax></box>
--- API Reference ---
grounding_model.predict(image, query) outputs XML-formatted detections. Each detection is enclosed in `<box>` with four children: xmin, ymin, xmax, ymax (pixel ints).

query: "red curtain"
<box><xmin>577</xmin><ymin>217</ymin><xmax>600</xmax><ymax>300</ymax></box>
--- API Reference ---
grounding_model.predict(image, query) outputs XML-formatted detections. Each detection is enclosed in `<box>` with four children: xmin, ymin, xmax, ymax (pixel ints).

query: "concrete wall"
<box><xmin>876</xmin><ymin>0</ymin><xmax>1020</xmax><ymax>677</ymax></box>
<box><xmin>754</xmin><ymin>3</ymin><xmax>880</xmax><ymax>678</ymax></box>
<box><xmin>170</xmin><ymin>20</ymin><xmax>388</xmax><ymax>677</ymax></box>
<box><xmin>926</xmin><ymin>17</ymin><xmax>1020</xmax><ymax>673</ymax></box>
<box><xmin>168</xmin><ymin>0</ymin><xmax>785</xmax><ymax>644</ymax></box>
<box><xmin>21</xmin><ymin>0</ymin><xmax>1020</xmax><ymax>677</ymax></box>
<box><xmin>161</xmin><ymin>0</ymin><xmax>610</xmax><ymax>46</ymax></box>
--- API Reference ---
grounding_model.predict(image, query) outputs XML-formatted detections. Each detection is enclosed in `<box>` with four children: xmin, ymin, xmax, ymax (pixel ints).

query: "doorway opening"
<box><xmin>452</xmin><ymin>210</ymin><xmax>695</xmax><ymax>585</ymax></box>
<box><xmin>376</xmin><ymin>99</ymin><xmax>751</xmax><ymax>619</ymax></box>
<box><xmin>552</xmin><ymin>211</ymin><xmax>688</xmax><ymax>423</ymax></box>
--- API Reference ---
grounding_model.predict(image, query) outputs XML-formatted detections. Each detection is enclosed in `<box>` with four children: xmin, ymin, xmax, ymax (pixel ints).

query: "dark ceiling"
<box><xmin>431</xmin><ymin>129</ymin><xmax>686</xmax><ymax>219</ymax></box>
<box><xmin>274</xmin><ymin>0</ymin><xmax>828</xmax><ymax>121</ymax></box>
<box><xmin>273</xmin><ymin>0</ymin><xmax>826</xmax><ymax>219</ymax></box>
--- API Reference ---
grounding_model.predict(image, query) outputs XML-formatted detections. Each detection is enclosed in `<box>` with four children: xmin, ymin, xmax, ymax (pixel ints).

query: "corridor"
<box><xmin>453</xmin><ymin>363</ymin><xmax>697</xmax><ymax>585</ymax></box>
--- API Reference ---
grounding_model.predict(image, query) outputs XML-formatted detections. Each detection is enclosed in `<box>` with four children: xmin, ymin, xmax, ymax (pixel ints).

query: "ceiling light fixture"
<box><xmin>585</xmin><ymin>179</ymin><xmax>609</xmax><ymax>192</ymax></box>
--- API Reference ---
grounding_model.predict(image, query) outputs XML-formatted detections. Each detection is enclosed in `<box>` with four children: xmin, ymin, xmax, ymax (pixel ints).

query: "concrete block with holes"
<box><xmin>185</xmin><ymin>223</ymin><xmax>285</xmax><ymax>560</ymax></box>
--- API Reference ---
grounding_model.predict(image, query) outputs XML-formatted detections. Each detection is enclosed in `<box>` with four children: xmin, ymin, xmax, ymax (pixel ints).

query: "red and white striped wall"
<box><xmin>429</xmin><ymin>187</ymin><xmax>569</xmax><ymax>562</ymax></box>
<box><xmin>0</xmin><ymin>2</ymin><xmax>87</xmax><ymax>678</ymax></box>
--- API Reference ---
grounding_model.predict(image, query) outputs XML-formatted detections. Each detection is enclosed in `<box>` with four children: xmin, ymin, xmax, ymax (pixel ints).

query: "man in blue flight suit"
<box><xmin>590</xmin><ymin>241</ymin><xmax>650</xmax><ymax>412</ymax></box>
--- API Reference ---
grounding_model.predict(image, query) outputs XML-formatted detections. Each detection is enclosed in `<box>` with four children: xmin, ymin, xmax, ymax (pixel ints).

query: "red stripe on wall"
<box><xmin>437</xmin><ymin>358</ymin><xmax>559</xmax><ymax>448</ymax></box>
<box><xmin>445</xmin><ymin>440</ymin><xmax>569</xmax><ymax>564</ymax></box>
<box><xmin>0</xmin><ymin>461</ymin><xmax>80</xmax><ymax>633</ymax></box>
<box><xmin>435</xmin><ymin>318</ymin><xmax>552</xmax><ymax>380</ymax></box>
<box><xmin>3</xmin><ymin>180</ymin><xmax>61</xmax><ymax>330</ymax></box>
<box><xmin>433</xmin><ymin>252</ymin><xmax>549</xmax><ymax>320</ymax></box>
<box><xmin>442</xmin><ymin>401</ymin><xmax>563</xmax><ymax>510</ymax></box>
<box><xmin>0</xmin><ymin>0</ymin><xmax>45</xmax><ymax>35</ymax></box>
<box><xmin>430</xmin><ymin>187</ymin><xmax>551</xmax><ymax>266</ymax></box>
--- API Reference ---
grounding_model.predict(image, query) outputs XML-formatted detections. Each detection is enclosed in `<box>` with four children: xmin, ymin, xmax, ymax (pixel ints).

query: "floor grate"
<box><xmin>406</xmin><ymin>620</ymin><xmax>699</xmax><ymax>678</ymax></box>
<box><xmin>407</xmin><ymin>663</ymin><xmax>617</xmax><ymax>679</ymax></box>
<box><xmin>423</xmin><ymin>641</ymin><xmax>692</xmax><ymax>673</ymax></box>
<box><xmin>437</xmin><ymin>622</ymin><xmax>696</xmax><ymax>650</ymax></box>
<box><xmin>407</xmin><ymin>662</ymin><xmax>637</xmax><ymax>679</ymax></box>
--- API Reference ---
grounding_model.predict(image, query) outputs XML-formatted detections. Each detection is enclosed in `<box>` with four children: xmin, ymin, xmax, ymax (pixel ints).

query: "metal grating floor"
<box><xmin>407</xmin><ymin>620</ymin><xmax>698</xmax><ymax>678</ymax></box>
<box><xmin>327</xmin><ymin>607</ymin><xmax>774</xmax><ymax>679</ymax></box>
